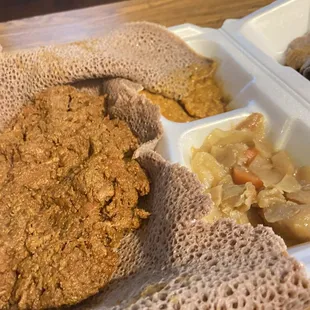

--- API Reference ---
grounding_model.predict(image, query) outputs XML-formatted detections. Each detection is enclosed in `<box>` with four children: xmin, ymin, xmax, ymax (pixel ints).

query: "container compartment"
<box><xmin>158</xmin><ymin>80</ymin><xmax>293</xmax><ymax>166</ymax></box>
<box><xmin>178</xmin><ymin>103</ymin><xmax>293</xmax><ymax>172</ymax></box>
<box><xmin>222</xmin><ymin>0</ymin><xmax>310</xmax><ymax>103</ymax></box>
<box><xmin>156</xmin><ymin>33</ymin><xmax>255</xmax><ymax>162</ymax></box>
<box><xmin>238</xmin><ymin>0</ymin><xmax>310</xmax><ymax>64</ymax></box>
<box><xmin>186</xmin><ymin>39</ymin><xmax>253</xmax><ymax>99</ymax></box>
<box><xmin>164</xmin><ymin>23</ymin><xmax>310</xmax><ymax>274</ymax></box>
<box><xmin>179</xmin><ymin>110</ymin><xmax>251</xmax><ymax>168</ymax></box>
<box><xmin>178</xmin><ymin>109</ymin><xmax>310</xmax><ymax>275</ymax></box>
<box><xmin>149</xmin><ymin>37</ymin><xmax>254</xmax><ymax>126</ymax></box>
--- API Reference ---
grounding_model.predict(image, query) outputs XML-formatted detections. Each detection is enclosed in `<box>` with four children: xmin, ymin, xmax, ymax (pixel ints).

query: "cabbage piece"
<box><xmin>191</xmin><ymin>152</ymin><xmax>227</xmax><ymax>188</ymax></box>
<box><xmin>206</xmin><ymin>185</ymin><xmax>222</xmax><ymax>207</ymax></box>
<box><xmin>218</xmin><ymin>174</ymin><xmax>234</xmax><ymax>185</ymax></box>
<box><xmin>191</xmin><ymin>147</ymin><xmax>200</xmax><ymax>158</ymax></box>
<box><xmin>257</xmin><ymin>188</ymin><xmax>286</xmax><ymax>209</ymax></box>
<box><xmin>235</xmin><ymin>113</ymin><xmax>265</xmax><ymax>140</ymax></box>
<box><xmin>275</xmin><ymin>174</ymin><xmax>301</xmax><ymax>193</ymax></box>
<box><xmin>263</xmin><ymin>201</ymin><xmax>301</xmax><ymax>223</ymax></box>
<box><xmin>254</xmin><ymin>168</ymin><xmax>283</xmax><ymax>188</ymax></box>
<box><xmin>249</xmin><ymin>155</ymin><xmax>282</xmax><ymax>187</ymax></box>
<box><xmin>221</xmin><ymin>198</ymin><xmax>244</xmax><ymax>215</ymax></box>
<box><xmin>200</xmin><ymin>128</ymin><xmax>228</xmax><ymax>152</ymax></box>
<box><xmin>249</xmin><ymin>155</ymin><xmax>273</xmax><ymax>172</ymax></box>
<box><xmin>221</xmin><ymin>198</ymin><xmax>247</xmax><ymax>214</ymax></box>
<box><xmin>211</xmin><ymin>145</ymin><xmax>236</xmax><ymax>169</ymax></box>
<box><xmin>202</xmin><ymin>204</ymin><xmax>225</xmax><ymax>224</ymax></box>
<box><xmin>242</xmin><ymin>182</ymin><xmax>257</xmax><ymax>208</ymax></box>
<box><xmin>287</xmin><ymin>190</ymin><xmax>310</xmax><ymax>204</ymax></box>
<box><xmin>296</xmin><ymin>166</ymin><xmax>310</xmax><ymax>185</ymax></box>
<box><xmin>254</xmin><ymin>139</ymin><xmax>273</xmax><ymax>158</ymax></box>
<box><xmin>272</xmin><ymin>150</ymin><xmax>295</xmax><ymax>175</ymax></box>
<box><xmin>222</xmin><ymin>183</ymin><xmax>245</xmax><ymax>201</ymax></box>
<box><xmin>269</xmin><ymin>205</ymin><xmax>310</xmax><ymax>243</ymax></box>
<box><xmin>218</xmin><ymin>184</ymin><xmax>250</xmax><ymax>217</ymax></box>
<box><xmin>234</xmin><ymin>143</ymin><xmax>249</xmax><ymax>166</ymax></box>
<box><xmin>229</xmin><ymin>210</ymin><xmax>250</xmax><ymax>224</ymax></box>
<box><xmin>213</xmin><ymin>130</ymin><xmax>254</xmax><ymax>147</ymax></box>
<box><xmin>210</xmin><ymin>143</ymin><xmax>249</xmax><ymax>168</ymax></box>
<box><xmin>221</xmin><ymin>182</ymin><xmax>256</xmax><ymax>214</ymax></box>
<box><xmin>192</xmin><ymin>159</ymin><xmax>213</xmax><ymax>188</ymax></box>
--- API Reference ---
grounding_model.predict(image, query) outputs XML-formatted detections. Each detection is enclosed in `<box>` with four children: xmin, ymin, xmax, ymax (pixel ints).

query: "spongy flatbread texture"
<box><xmin>0</xmin><ymin>22</ymin><xmax>208</xmax><ymax>130</ymax></box>
<box><xmin>75</xmin><ymin>151</ymin><xmax>310</xmax><ymax>310</ymax></box>
<box><xmin>0</xmin><ymin>22</ymin><xmax>310</xmax><ymax>310</ymax></box>
<box><xmin>102</xmin><ymin>78</ymin><xmax>163</xmax><ymax>154</ymax></box>
<box><xmin>285</xmin><ymin>32</ymin><xmax>310</xmax><ymax>77</ymax></box>
<box><xmin>86</xmin><ymin>77</ymin><xmax>310</xmax><ymax>309</ymax></box>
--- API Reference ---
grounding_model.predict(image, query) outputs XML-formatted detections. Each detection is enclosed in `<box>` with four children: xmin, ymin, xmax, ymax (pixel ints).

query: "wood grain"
<box><xmin>0</xmin><ymin>0</ymin><xmax>274</xmax><ymax>51</ymax></box>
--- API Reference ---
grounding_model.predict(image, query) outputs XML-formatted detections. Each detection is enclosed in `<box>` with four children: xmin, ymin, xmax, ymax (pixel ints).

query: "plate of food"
<box><xmin>0</xmin><ymin>14</ymin><xmax>309</xmax><ymax>310</ymax></box>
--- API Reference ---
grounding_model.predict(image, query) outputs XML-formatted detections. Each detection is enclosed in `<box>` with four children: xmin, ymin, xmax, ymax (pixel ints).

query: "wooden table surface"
<box><xmin>0</xmin><ymin>0</ymin><xmax>274</xmax><ymax>52</ymax></box>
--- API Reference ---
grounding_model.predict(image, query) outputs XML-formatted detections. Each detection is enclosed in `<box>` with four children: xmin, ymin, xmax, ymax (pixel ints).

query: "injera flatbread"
<box><xmin>0</xmin><ymin>22</ymin><xmax>309</xmax><ymax>310</ymax></box>
<box><xmin>285</xmin><ymin>32</ymin><xmax>310</xmax><ymax>74</ymax></box>
<box><xmin>0</xmin><ymin>22</ymin><xmax>209</xmax><ymax>131</ymax></box>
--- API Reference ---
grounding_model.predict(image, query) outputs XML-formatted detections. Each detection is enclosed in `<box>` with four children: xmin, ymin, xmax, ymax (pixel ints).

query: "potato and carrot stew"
<box><xmin>191</xmin><ymin>113</ymin><xmax>310</xmax><ymax>246</ymax></box>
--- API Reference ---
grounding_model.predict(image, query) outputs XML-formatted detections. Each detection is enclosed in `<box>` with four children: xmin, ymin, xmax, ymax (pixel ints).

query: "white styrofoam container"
<box><xmin>222</xmin><ymin>0</ymin><xmax>310</xmax><ymax>104</ymax></box>
<box><xmin>157</xmin><ymin>1</ymin><xmax>310</xmax><ymax>276</ymax></box>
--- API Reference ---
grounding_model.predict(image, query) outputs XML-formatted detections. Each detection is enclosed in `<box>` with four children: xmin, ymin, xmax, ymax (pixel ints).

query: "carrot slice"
<box><xmin>232</xmin><ymin>167</ymin><xmax>263</xmax><ymax>189</ymax></box>
<box><xmin>245</xmin><ymin>147</ymin><xmax>259</xmax><ymax>165</ymax></box>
